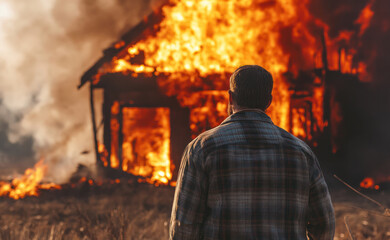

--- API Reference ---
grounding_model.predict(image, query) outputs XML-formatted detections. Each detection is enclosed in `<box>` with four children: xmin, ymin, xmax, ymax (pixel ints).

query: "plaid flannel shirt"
<box><xmin>170</xmin><ymin>110</ymin><xmax>335</xmax><ymax>240</ymax></box>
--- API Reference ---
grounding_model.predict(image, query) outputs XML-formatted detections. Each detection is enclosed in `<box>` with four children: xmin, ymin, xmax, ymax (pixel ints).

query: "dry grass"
<box><xmin>0</xmin><ymin>183</ymin><xmax>173</xmax><ymax>240</ymax></box>
<box><xmin>0</xmin><ymin>183</ymin><xmax>389</xmax><ymax>240</ymax></box>
<box><xmin>331</xmin><ymin>190</ymin><xmax>390</xmax><ymax>240</ymax></box>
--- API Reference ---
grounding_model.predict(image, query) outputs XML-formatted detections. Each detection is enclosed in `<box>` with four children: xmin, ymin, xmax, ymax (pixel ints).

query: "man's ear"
<box><xmin>228</xmin><ymin>90</ymin><xmax>234</xmax><ymax>105</ymax></box>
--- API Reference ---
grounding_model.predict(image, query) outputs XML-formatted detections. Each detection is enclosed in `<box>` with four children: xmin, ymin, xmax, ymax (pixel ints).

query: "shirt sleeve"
<box><xmin>307</xmin><ymin>154</ymin><xmax>336</xmax><ymax>240</ymax></box>
<box><xmin>169</xmin><ymin>143</ymin><xmax>208</xmax><ymax>240</ymax></box>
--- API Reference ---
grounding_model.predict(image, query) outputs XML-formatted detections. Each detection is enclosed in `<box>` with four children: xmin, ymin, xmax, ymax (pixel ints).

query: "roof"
<box><xmin>78</xmin><ymin>2</ymin><xmax>171</xmax><ymax>89</ymax></box>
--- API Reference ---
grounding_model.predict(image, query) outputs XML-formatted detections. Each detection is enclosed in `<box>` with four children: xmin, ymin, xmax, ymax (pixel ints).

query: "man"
<box><xmin>170</xmin><ymin>65</ymin><xmax>335</xmax><ymax>240</ymax></box>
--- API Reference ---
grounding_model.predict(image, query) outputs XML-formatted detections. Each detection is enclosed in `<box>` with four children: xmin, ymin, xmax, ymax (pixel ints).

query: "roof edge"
<box><xmin>78</xmin><ymin>1</ymin><xmax>170</xmax><ymax>89</ymax></box>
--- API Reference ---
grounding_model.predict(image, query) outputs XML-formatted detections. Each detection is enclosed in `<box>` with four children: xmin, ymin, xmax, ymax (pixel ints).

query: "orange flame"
<box><xmin>355</xmin><ymin>0</ymin><xmax>375</xmax><ymax>36</ymax></box>
<box><xmin>121</xmin><ymin>108</ymin><xmax>172</xmax><ymax>185</ymax></box>
<box><xmin>312</xmin><ymin>84</ymin><xmax>325</xmax><ymax>132</ymax></box>
<box><xmin>110</xmin><ymin>101</ymin><xmax>121</xmax><ymax>169</ymax></box>
<box><xmin>292</xmin><ymin>108</ymin><xmax>309</xmax><ymax>140</ymax></box>
<box><xmin>0</xmin><ymin>160</ymin><xmax>61</xmax><ymax>200</ymax></box>
<box><xmin>97</xmin><ymin>0</ymin><xmax>327</xmax><ymax>184</ymax></box>
<box><xmin>98</xmin><ymin>142</ymin><xmax>109</xmax><ymax>167</ymax></box>
<box><xmin>92</xmin><ymin>0</ymin><xmax>377</xmax><ymax>185</ymax></box>
<box><xmin>100</xmin><ymin>0</ymin><xmax>331</xmax><ymax>132</ymax></box>
<box><xmin>105</xmin><ymin>105</ymin><xmax>173</xmax><ymax>185</ymax></box>
<box><xmin>177</xmin><ymin>91</ymin><xmax>228</xmax><ymax>138</ymax></box>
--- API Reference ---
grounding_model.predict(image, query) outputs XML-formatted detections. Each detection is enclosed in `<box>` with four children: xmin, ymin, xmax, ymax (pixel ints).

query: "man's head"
<box><xmin>228</xmin><ymin>65</ymin><xmax>273</xmax><ymax>115</ymax></box>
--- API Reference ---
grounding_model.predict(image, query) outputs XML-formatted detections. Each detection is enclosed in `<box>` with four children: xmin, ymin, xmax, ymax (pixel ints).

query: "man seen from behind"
<box><xmin>170</xmin><ymin>65</ymin><xmax>335</xmax><ymax>240</ymax></box>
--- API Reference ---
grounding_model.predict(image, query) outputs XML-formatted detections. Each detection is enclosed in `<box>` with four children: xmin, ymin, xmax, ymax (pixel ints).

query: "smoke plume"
<box><xmin>0</xmin><ymin>0</ymin><xmax>162</xmax><ymax>183</ymax></box>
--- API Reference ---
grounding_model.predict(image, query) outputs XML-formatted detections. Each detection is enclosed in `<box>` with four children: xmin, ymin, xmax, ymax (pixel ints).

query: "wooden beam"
<box><xmin>89</xmin><ymin>81</ymin><xmax>101</xmax><ymax>166</ymax></box>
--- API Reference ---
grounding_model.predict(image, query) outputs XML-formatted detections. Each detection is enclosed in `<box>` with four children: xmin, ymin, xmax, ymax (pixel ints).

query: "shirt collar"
<box><xmin>220</xmin><ymin>109</ymin><xmax>274</xmax><ymax>125</ymax></box>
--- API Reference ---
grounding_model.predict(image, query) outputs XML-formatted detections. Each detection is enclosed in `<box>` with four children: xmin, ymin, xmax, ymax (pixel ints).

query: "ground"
<box><xmin>0</xmin><ymin>183</ymin><xmax>389</xmax><ymax>240</ymax></box>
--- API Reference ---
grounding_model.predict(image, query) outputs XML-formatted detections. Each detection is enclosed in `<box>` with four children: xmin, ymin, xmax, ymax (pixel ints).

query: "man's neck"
<box><xmin>233</xmin><ymin>107</ymin><xmax>265</xmax><ymax>114</ymax></box>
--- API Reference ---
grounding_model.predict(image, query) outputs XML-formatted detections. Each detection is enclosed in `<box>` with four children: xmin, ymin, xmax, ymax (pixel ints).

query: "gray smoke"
<box><xmin>0</xmin><ymin>0</ymin><xmax>163</xmax><ymax>183</ymax></box>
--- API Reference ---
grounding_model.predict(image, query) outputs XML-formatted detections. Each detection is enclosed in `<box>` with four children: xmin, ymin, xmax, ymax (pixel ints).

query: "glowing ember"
<box><xmin>98</xmin><ymin>142</ymin><xmax>109</xmax><ymax>167</ymax></box>
<box><xmin>360</xmin><ymin>176</ymin><xmax>390</xmax><ymax>190</ymax></box>
<box><xmin>360</xmin><ymin>177</ymin><xmax>375</xmax><ymax>189</ymax></box>
<box><xmin>0</xmin><ymin>160</ymin><xmax>61</xmax><ymax>200</ymax></box>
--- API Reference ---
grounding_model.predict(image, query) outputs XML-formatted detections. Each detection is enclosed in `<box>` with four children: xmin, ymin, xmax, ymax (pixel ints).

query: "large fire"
<box><xmin>0</xmin><ymin>0</ymin><xmax>382</xmax><ymax>199</ymax></box>
<box><xmin>88</xmin><ymin>0</ymin><xmax>377</xmax><ymax>185</ymax></box>
<box><xmin>2</xmin><ymin>0</ymin><xmax>377</xmax><ymax>194</ymax></box>
<box><xmin>0</xmin><ymin>160</ymin><xmax>61</xmax><ymax>200</ymax></box>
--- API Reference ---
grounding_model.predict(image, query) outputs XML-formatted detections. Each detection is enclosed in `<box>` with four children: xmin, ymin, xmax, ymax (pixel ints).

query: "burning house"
<box><xmin>78</xmin><ymin>0</ymin><xmax>373</xmax><ymax>186</ymax></box>
<box><xmin>1</xmin><ymin>1</ymin><xmax>390</xmax><ymax>238</ymax></box>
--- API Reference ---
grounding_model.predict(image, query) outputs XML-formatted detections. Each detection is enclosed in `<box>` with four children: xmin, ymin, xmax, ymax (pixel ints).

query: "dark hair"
<box><xmin>229</xmin><ymin>65</ymin><xmax>273</xmax><ymax>111</ymax></box>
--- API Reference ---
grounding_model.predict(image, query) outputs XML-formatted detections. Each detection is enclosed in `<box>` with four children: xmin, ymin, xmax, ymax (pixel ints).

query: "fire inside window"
<box><xmin>111</xmin><ymin>106</ymin><xmax>172</xmax><ymax>185</ymax></box>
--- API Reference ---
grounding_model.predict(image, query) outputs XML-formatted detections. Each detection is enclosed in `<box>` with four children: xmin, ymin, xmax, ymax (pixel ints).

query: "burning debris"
<box><xmin>0</xmin><ymin>160</ymin><xmax>61</xmax><ymax>200</ymax></box>
<box><xmin>361</xmin><ymin>177</ymin><xmax>379</xmax><ymax>190</ymax></box>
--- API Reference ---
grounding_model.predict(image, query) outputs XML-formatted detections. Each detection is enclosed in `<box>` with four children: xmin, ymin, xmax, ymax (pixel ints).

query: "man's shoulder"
<box><xmin>187</xmin><ymin>119</ymin><xmax>315</xmax><ymax>159</ymax></box>
<box><xmin>185</xmin><ymin>123</ymin><xmax>236</xmax><ymax>158</ymax></box>
<box><xmin>275</xmin><ymin>125</ymin><xmax>315</xmax><ymax>157</ymax></box>
<box><xmin>187</xmin><ymin>125</ymin><xmax>224</xmax><ymax>149</ymax></box>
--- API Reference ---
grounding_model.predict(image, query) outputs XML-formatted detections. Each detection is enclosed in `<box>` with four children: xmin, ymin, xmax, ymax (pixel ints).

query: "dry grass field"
<box><xmin>0</xmin><ymin>182</ymin><xmax>389</xmax><ymax>240</ymax></box>
<box><xmin>0</xmin><ymin>183</ymin><xmax>173</xmax><ymax>240</ymax></box>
